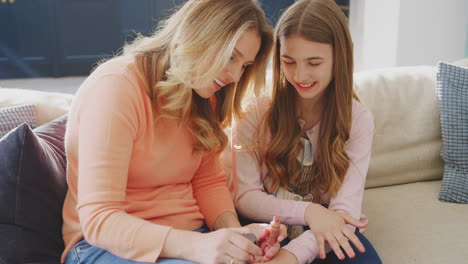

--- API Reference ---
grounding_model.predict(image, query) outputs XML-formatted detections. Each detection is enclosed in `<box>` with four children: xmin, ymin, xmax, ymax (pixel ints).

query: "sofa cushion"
<box><xmin>0</xmin><ymin>104</ymin><xmax>36</xmax><ymax>139</ymax></box>
<box><xmin>452</xmin><ymin>57</ymin><xmax>468</xmax><ymax>67</ymax></box>
<box><xmin>354</xmin><ymin>66</ymin><xmax>444</xmax><ymax>188</ymax></box>
<box><xmin>0</xmin><ymin>88</ymin><xmax>73</xmax><ymax>126</ymax></box>
<box><xmin>0</xmin><ymin>115</ymin><xmax>68</xmax><ymax>264</ymax></box>
<box><xmin>436</xmin><ymin>62</ymin><xmax>468</xmax><ymax>203</ymax></box>
<box><xmin>363</xmin><ymin>181</ymin><xmax>468</xmax><ymax>264</ymax></box>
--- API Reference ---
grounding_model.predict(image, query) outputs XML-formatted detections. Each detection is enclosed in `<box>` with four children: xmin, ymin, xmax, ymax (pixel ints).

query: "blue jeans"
<box><xmin>309</xmin><ymin>229</ymin><xmax>382</xmax><ymax>264</ymax></box>
<box><xmin>64</xmin><ymin>226</ymin><xmax>210</xmax><ymax>264</ymax></box>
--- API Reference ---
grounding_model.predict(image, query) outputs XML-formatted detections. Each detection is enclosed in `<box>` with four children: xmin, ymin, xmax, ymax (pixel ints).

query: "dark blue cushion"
<box><xmin>0</xmin><ymin>115</ymin><xmax>68</xmax><ymax>264</ymax></box>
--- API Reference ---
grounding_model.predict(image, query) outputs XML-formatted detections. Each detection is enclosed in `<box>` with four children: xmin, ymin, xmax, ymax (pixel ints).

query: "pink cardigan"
<box><xmin>230</xmin><ymin>97</ymin><xmax>374</xmax><ymax>264</ymax></box>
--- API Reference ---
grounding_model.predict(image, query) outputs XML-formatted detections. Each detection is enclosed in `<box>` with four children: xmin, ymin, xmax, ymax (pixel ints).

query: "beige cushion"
<box><xmin>363</xmin><ymin>181</ymin><xmax>468</xmax><ymax>264</ymax></box>
<box><xmin>451</xmin><ymin>57</ymin><xmax>468</xmax><ymax>67</ymax></box>
<box><xmin>0</xmin><ymin>88</ymin><xmax>73</xmax><ymax>126</ymax></box>
<box><xmin>354</xmin><ymin>66</ymin><xmax>444</xmax><ymax>188</ymax></box>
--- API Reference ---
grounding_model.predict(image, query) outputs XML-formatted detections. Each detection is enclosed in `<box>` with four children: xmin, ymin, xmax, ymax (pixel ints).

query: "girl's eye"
<box><xmin>309</xmin><ymin>63</ymin><xmax>321</xmax><ymax>67</ymax></box>
<box><xmin>283</xmin><ymin>61</ymin><xmax>295</xmax><ymax>65</ymax></box>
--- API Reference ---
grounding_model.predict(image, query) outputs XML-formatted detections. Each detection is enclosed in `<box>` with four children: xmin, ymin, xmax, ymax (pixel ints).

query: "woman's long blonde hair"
<box><xmin>262</xmin><ymin>0</ymin><xmax>357</xmax><ymax>197</ymax></box>
<box><xmin>123</xmin><ymin>0</ymin><xmax>272</xmax><ymax>154</ymax></box>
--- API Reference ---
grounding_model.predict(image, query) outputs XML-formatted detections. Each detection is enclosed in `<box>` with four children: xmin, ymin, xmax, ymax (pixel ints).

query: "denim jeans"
<box><xmin>64</xmin><ymin>227</ymin><xmax>209</xmax><ymax>264</ymax></box>
<box><xmin>309</xmin><ymin>229</ymin><xmax>382</xmax><ymax>264</ymax></box>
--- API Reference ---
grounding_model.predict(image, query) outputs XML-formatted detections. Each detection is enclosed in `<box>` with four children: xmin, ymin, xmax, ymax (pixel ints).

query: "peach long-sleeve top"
<box><xmin>61</xmin><ymin>55</ymin><xmax>235</xmax><ymax>263</ymax></box>
<box><xmin>230</xmin><ymin>97</ymin><xmax>374</xmax><ymax>264</ymax></box>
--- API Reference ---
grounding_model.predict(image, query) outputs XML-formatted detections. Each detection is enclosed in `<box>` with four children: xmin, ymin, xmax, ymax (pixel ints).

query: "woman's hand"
<box><xmin>305</xmin><ymin>203</ymin><xmax>367</xmax><ymax>260</ymax></box>
<box><xmin>256</xmin><ymin>249</ymin><xmax>298</xmax><ymax>264</ymax></box>
<box><xmin>162</xmin><ymin>223</ymin><xmax>286</xmax><ymax>263</ymax></box>
<box><xmin>193</xmin><ymin>228</ymin><xmax>264</xmax><ymax>264</ymax></box>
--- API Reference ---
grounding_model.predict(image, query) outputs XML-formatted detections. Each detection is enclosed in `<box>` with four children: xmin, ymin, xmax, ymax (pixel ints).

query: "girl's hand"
<box><xmin>242</xmin><ymin>223</ymin><xmax>287</xmax><ymax>263</ymax></box>
<box><xmin>305</xmin><ymin>203</ymin><xmax>367</xmax><ymax>260</ymax></box>
<box><xmin>256</xmin><ymin>249</ymin><xmax>298</xmax><ymax>264</ymax></box>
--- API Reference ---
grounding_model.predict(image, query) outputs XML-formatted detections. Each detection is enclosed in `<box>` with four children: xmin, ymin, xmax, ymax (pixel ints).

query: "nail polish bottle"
<box><xmin>266</xmin><ymin>216</ymin><xmax>280</xmax><ymax>246</ymax></box>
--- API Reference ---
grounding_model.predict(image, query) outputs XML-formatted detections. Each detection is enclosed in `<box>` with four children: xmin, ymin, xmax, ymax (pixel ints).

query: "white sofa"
<box><xmin>1</xmin><ymin>62</ymin><xmax>467</xmax><ymax>264</ymax></box>
<box><xmin>354</xmin><ymin>64</ymin><xmax>468</xmax><ymax>264</ymax></box>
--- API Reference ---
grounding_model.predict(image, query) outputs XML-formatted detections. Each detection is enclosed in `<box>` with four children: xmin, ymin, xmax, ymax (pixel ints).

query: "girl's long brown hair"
<box><xmin>262</xmin><ymin>0</ymin><xmax>358</xmax><ymax>196</ymax></box>
<box><xmin>122</xmin><ymin>0</ymin><xmax>273</xmax><ymax>154</ymax></box>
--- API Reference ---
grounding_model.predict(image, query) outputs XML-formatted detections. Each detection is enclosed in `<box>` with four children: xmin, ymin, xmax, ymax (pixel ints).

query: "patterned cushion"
<box><xmin>436</xmin><ymin>62</ymin><xmax>468</xmax><ymax>203</ymax></box>
<box><xmin>0</xmin><ymin>104</ymin><xmax>36</xmax><ymax>138</ymax></box>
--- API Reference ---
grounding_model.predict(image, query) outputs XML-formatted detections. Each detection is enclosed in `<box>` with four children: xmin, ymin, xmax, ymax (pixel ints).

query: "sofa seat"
<box><xmin>363</xmin><ymin>180</ymin><xmax>468</xmax><ymax>264</ymax></box>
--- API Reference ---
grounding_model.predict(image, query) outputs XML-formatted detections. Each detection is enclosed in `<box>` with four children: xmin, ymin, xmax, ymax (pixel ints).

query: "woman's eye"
<box><xmin>283</xmin><ymin>61</ymin><xmax>295</xmax><ymax>65</ymax></box>
<box><xmin>309</xmin><ymin>63</ymin><xmax>321</xmax><ymax>67</ymax></box>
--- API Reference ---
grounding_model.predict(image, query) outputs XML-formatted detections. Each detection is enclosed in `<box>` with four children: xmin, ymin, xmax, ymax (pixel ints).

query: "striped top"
<box><xmin>263</xmin><ymin>135</ymin><xmax>325</xmax><ymax>240</ymax></box>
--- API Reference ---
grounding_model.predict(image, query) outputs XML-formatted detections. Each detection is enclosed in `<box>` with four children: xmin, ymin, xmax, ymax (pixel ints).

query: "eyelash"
<box><xmin>231</xmin><ymin>56</ymin><xmax>249</xmax><ymax>69</ymax></box>
<box><xmin>283</xmin><ymin>61</ymin><xmax>321</xmax><ymax>67</ymax></box>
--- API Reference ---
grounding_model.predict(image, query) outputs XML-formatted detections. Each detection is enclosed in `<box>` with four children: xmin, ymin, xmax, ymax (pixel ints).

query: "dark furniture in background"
<box><xmin>0</xmin><ymin>0</ymin><xmax>348</xmax><ymax>79</ymax></box>
<box><xmin>0</xmin><ymin>0</ymin><xmax>184</xmax><ymax>79</ymax></box>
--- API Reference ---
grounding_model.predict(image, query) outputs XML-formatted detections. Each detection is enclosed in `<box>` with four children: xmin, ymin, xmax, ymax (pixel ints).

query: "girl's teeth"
<box><xmin>300</xmin><ymin>83</ymin><xmax>313</xmax><ymax>87</ymax></box>
<box><xmin>215</xmin><ymin>79</ymin><xmax>224</xmax><ymax>87</ymax></box>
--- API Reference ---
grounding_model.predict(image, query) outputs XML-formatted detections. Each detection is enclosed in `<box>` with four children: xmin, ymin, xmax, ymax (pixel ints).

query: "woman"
<box><xmin>61</xmin><ymin>1</ymin><xmax>284</xmax><ymax>263</ymax></box>
<box><xmin>229</xmin><ymin>0</ymin><xmax>382</xmax><ymax>263</ymax></box>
